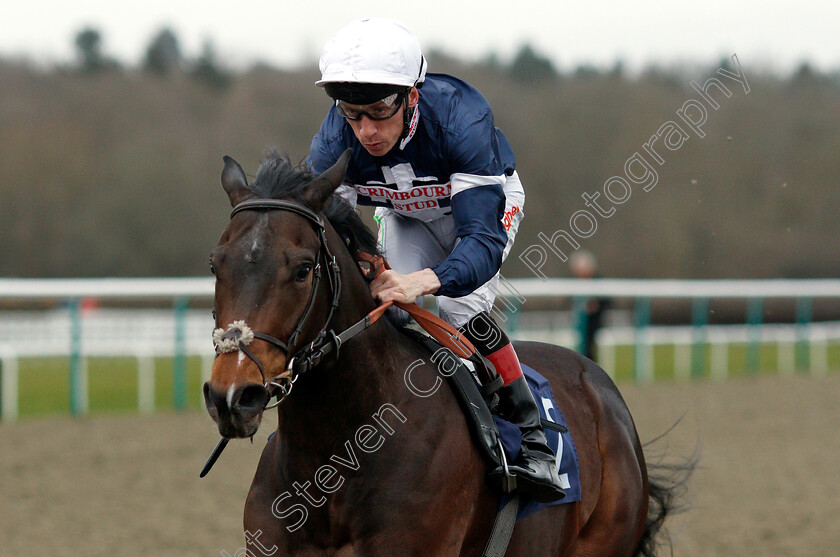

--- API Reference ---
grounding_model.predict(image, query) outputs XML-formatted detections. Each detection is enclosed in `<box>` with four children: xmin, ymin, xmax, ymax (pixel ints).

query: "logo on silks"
<box><xmin>502</xmin><ymin>205</ymin><xmax>521</xmax><ymax>231</ymax></box>
<box><xmin>353</xmin><ymin>163</ymin><xmax>451</xmax><ymax>220</ymax></box>
<box><xmin>494</xmin><ymin>365</ymin><xmax>582</xmax><ymax>520</ymax></box>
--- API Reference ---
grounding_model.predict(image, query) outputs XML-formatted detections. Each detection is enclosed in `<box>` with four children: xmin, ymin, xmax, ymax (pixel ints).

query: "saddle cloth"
<box><xmin>494</xmin><ymin>364</ymin><xmax>582</xmax><ymax>520</ymax></box>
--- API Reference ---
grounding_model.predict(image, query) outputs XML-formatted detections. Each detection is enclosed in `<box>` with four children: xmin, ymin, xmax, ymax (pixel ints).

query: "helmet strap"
<box><xmin>399</xmin><ymin>99</ymin><xmax>420</xmax><ymax>151</ymax></box>
<box><xmin>400</xmin><ymin>58</ymin><xmax>425</xmax><ymax>139</ymax></box>
<box><xmin>400</xmin><ymin>96</ymin><xmax>413</xmax><ymax>141</ymax></box>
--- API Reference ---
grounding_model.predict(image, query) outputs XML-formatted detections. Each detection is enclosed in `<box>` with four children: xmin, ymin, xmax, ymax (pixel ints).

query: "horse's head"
<box><xmin>203</xmin><ymin>150</ymin><xmax>351</xmax><ymax>438</ymax></box>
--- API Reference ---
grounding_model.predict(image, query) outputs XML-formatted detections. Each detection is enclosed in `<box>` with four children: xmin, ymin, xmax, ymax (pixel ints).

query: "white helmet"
<box><xmin>316</xmin><ymin>18</ymin><xmax>427</xmax><ymax>92</ymax></box>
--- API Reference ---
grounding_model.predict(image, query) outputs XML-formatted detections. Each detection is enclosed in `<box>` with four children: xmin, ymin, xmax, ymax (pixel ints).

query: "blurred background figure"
<box><xmin>570</xmin><ymin>250</ymin><xmax>610</xmax><ymax>362</ymax></box>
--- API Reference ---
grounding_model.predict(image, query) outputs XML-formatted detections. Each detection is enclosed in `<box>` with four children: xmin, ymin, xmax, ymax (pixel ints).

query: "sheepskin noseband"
<box><xmin>212</xmin><ymin>320</ymin><xmax>255</xmax><ymax>353</ymax></box>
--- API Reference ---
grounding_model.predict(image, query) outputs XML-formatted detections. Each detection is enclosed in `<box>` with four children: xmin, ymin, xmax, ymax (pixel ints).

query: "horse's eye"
<box><xmin>295</xmin><ymin>264</ymin><xmax>313</xmax><ymax>282</ymax></box>
<box><xmin>209</xmin><ymin>262</ymin><xmax>216</xmax><ymax>276</ymax></box>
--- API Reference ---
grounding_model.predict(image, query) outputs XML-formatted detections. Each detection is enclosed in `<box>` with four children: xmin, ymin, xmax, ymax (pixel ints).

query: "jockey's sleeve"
<box><xmin>308</xmin><ymin>118</ymin><xmax>334</xmax><ymax>175</ymax></box>
<box><xmin>429</xmin><ymin>177</ymin><xmax>507</xmax><ymax>297</ymax></box>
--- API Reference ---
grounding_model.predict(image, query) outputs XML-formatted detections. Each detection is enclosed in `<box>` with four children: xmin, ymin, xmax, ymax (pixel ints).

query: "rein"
<box><xmin>272</xmin><ymin>258</ymin><xmax>480</xmax><ymax>377</ymax></box>
<box><xmin>212</xmin><ymin>198</ymin><xmax>479</xmax><ymax>410</ymax></box>
<box><xmin>203</xmin><ymin>198</ymin><xmax>487</xmax><ymax>479</ymax></box>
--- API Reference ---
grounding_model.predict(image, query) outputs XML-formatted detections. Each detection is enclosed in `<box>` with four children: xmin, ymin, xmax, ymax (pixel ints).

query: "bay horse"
<box><xmin>203</xmin><ymin>150</ymin><xmax>685</xmax><ymax>556</ymax></box>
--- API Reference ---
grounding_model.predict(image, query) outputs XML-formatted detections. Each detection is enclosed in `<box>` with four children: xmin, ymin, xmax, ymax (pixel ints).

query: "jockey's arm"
<box><xmin>429</xmin><ymin>177</ymin><xmax>507</xmax><ymax>297</ymax></box>
<box><xmin>372</xmin><ymin>180</ymin><xmax>508</xmax><ymax>304</ymax></box>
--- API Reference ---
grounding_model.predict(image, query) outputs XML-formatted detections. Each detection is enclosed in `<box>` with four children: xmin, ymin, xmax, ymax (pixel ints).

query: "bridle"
<box><xmin>202</xmin><ymin>195</ymin><xmax>484</xmax><ymax>478</ymax></box>
<box><xmin>213</xmin><ymin>198</ymin><xmax>342</xmax><ymax>409</ymax></box>
<box><xmin>212</xmin><ymin>197</ymin><xmax>481</xmax><ymax>412</ymax></box>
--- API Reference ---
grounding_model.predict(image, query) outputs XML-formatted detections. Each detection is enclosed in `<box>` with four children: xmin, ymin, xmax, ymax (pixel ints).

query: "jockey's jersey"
<box><xmin>308</xmin><ymin>73</ymin><xmax>521</xmax><ymax>297</ymax></box>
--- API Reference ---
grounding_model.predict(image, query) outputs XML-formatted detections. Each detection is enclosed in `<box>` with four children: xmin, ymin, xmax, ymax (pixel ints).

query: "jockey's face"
<box><xmin>346</xmin><ymin>88</ymin><xmax>419</xmax><ymax>157</ymax></box>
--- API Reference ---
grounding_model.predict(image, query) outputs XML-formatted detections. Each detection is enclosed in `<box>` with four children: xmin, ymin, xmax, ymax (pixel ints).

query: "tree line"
<box><xmin>72</xmin><ymin>26</ymin><xmax>232</xmax><ymax>88</ymax></box>
<box><xmin>1</xmin><ymin>28</ymin><xmax>838</xmax><ymax>282</ymax></box>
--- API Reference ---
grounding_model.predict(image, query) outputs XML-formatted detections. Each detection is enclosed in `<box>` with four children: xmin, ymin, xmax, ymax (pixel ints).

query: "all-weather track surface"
<box><xmin>1</xmin><ymin>373</ymin><xmax>838</xmax><ymax>556</ymax></box>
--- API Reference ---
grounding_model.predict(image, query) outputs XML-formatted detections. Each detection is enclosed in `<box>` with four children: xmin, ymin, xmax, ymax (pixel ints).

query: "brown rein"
<box><xmin>216</xmin><ymin>198</ymin><xmax>478</xmax><ymax>408</ymax></box>
<box><xmin>357</xmin><ymin>252</ymin><xmax>477</xmax><ymax>359</ymax></box>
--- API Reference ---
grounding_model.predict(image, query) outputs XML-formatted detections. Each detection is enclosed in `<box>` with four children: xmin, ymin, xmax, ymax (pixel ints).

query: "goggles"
<box><xmin>335</xmin><ymin>92</ymin><xmax>406</xmax><ymax>121</ymax></box>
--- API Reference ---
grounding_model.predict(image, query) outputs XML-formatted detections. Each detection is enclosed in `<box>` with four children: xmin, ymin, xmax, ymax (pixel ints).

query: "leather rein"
<box><xmin>214</xmin><ymin>198</ymin><xmax>479</xmax><ymax>411</ymax></box>
<box><xmin>202</xmin><ymin>197</ymin><xmax>482</xmax><ymax>478</ymax></box>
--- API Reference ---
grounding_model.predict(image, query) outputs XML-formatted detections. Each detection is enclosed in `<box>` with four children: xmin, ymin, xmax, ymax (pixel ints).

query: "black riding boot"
<box><xmin>495</xmin><ymin>376</ymin><xmax>567</xmax><ymax>503</ymax></box>
<box><xmin>460</xmin><ymin>312</ymin><xmax>566</xmax><ymax>503</ymax></box>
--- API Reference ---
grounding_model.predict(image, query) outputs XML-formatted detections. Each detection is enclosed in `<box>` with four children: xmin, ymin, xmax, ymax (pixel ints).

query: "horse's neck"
<box><xmin>276</xmin><ymin>330</ymin><xmax>420</xmax><ymax>462</ymax></box>
<box><xmin>275</xmin><ymin>243</ymin><xmax>422</xmax><ymax>449</ymax></box>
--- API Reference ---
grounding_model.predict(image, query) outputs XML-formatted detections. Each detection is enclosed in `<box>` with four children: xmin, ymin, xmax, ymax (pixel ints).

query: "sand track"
<box><xmin>1</xmin><ymin>373</ymin><xmax>838</xmax><ymax>556</ymax></box>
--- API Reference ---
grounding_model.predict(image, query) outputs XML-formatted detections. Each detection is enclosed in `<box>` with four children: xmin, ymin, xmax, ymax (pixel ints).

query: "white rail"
<box><xmin>0</xmin><ymin>277</ymin><xmax>214</xmax><ymax>300</ymax></box>
<box><xmin>507</xmin><ymin>278</ymin><xmax>840</xmax><ymax>299</ymax></box>
<box><xmin>1</xmin><ymin>277</ymin><xmax>838</xmax><ymax>421</ymax></box>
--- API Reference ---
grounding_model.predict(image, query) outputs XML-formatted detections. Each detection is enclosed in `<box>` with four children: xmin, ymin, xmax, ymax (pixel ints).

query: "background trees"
<box><xmin>2</xmin><ymin>28</ymin><xmax>837</xmax><ymax>280</ymax></box>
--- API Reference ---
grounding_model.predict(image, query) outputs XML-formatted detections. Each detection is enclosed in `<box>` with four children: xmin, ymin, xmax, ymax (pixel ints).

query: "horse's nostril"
<box><xmin>203</xmin><ymin>382</ymin><xmax>227</xmax><ymax>417</ymax></box>
<box><xmin>204</xmin><ymin>382</ymin><xmax>221</xmax><ymax>407</ymax></box>
<box><xmin>235</xmin><ymin>384</ymin><xmax>269</xmax><ymax>415</ymax></box>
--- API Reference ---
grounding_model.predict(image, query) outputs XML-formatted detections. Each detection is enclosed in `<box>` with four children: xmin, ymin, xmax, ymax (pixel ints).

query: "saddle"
<box><xmin>398</xmin><ymin>324</ymin><xmax>581</xmax><ymax>557</ymax></box>
<box><xmin>358</xmin><ymin>254</ymin><xmax>580</xmax><ymax>556</ymax></box>
<box><xmin>357</xmin><ymin>253</ymin><xmax>576</xmax><ymax>489</ymax></box>
<box><xmin>402</xmin><ymin>328</ymin><xmax>577</xmax><ymax>499</ymax></box>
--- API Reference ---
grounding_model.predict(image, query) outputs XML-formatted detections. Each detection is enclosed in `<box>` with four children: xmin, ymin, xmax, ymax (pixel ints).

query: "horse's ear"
<box><xmin>221</xmin><ymin>156</ymin><xmax>252</xmax><ymax>207</ymax></box>
<box><xmin>303</xmin><ymin>149</ymin><xmax>352</xmax><ymax>211</ymax></box>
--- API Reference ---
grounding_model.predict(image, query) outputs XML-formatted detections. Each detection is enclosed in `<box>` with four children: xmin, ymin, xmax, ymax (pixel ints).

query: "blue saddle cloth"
<box><xmin>494</xmin><ymin>364</ymin><xmax>582</xmax><ymax>520</ymax></box>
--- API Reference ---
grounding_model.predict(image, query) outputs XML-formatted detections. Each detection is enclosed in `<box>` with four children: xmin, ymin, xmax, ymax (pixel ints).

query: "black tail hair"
<box><xmin>634</xmin><ymin>422</ymin><xmax>700</xmax><ymax>557</ymax></box>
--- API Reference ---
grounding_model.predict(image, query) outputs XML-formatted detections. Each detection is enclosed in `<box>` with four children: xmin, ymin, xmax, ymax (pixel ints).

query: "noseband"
<box><xmin>213</xmin><ymin>199</ymin><xmax>341</xmax><ymax>408</ymax></box>
<box><xmin>214</xmin><ymin>198</ymin><xmax>472</xmax><ymax>413</ymax></box>
<box><xmin>204</xmin><ymin>197</ymin><xmax>483</xmax><ymax>479</ymax></box>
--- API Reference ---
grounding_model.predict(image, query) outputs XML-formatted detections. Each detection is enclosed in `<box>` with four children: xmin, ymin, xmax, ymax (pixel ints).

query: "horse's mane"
<box><xmin>249</xmin><ymin>149</ymin><xmax>380</xmax><ymax>257</ymax></box>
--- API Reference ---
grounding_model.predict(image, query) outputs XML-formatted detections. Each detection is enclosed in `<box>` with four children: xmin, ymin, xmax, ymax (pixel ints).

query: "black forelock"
<box><xmin>248</xmin><ymin>148</ymin><xmax>314</xmax><ymax>202</ymax></box>
<box><xmin>248</xmin><ymin>148</ymin><xmax>380</xmax><ymax>257</ymax></box>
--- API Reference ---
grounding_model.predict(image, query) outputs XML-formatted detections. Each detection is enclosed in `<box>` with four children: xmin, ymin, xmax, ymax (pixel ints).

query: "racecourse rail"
<box><xmin>1</xmin><ymin>277</ymin><xmax>839</xmax><ymax>422</ymax></box>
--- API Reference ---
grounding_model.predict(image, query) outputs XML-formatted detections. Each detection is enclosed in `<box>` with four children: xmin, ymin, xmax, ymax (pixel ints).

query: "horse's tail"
<box><xmin>634</xmin><ymin>428</ymin><xmax>699</xmax><ymax>557</ymax></box>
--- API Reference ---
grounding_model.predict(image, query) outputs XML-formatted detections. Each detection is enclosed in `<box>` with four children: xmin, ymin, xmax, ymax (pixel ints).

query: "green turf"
<box><xmin>604</xmin><ymin>341</ymin><xmax>840</xmax><ymax>381</ymax></box>
<box><xmin>3</xmin><ymin>356</ymin><xmax>208</xmax><ymax>418</ymax></box>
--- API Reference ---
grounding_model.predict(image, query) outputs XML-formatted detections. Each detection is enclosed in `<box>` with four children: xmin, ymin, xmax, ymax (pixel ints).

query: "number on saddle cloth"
<box><xmin>501</xmin><ymin>364</ymin><xmax>582</xmax><ymax>520</ymax></box>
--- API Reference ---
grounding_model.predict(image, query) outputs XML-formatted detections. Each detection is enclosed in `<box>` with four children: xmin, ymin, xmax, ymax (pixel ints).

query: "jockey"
<box><xmin>308</xmin><ymin>17</ymin><xmax>565</xmax><ymax>503</ymax></box>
